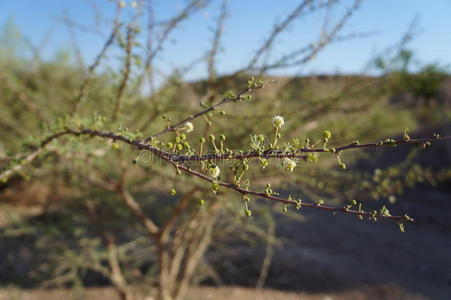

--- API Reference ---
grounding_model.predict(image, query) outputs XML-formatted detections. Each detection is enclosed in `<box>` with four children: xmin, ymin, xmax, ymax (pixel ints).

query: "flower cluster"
<box><xmin>283</xmin><ymin>158</ymin><xmax>297</xmax><ymax>172</ymax></box>
<box><xmin>272</xmin><ymin>115</ymin><xmax>285</xmax><ymax>128</ymax></box>
<box><xmin>208</xmin><ymin>165</ymin><xmax>220</xmax><ymax>178</ymax></box>
<box><xmin>182</xmin><ymin>121</ymin><xmax>194</xmax><ymax>133</ymax></box>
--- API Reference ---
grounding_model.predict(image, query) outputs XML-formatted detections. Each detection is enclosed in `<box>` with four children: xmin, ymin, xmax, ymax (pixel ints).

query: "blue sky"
<box><xmin>1</xmin><ymin>0</ymin><xmax>451</xmax><ymax>80</ymax></box>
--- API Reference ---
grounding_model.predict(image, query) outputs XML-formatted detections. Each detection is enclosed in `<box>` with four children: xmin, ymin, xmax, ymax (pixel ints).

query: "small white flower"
<box><xmin>208</xmin><ymin>166</ymin><xmax>220</xmax><ymax>178</ymax></box>
<box><xmin>130</xmin><ymin>1</ymin><xmax>138</xmax><ymax>8</ymax></box>
<box><xmin>272</xmin><ymin>115</ymin><xmax>285</xmax><ymax>128</ymax></box>
<box><xmin>283</xmin><ymin>158</ymin><xmax>296</xmax><ymax>172</ymax></box>
<box><xmin>118</xmin><ymin>1</ymin><xmax>126</xmax><ymax>8</ymax></box>
<box><xmin>182</xmin><ymin>121</ymin><xmax>194</xmax><ymax>133</ymax></box>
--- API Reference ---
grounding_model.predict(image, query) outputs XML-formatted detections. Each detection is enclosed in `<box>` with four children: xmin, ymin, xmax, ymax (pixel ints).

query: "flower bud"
<box><xmin>323</xmin><ymin>130</ymin><xmax>332</xmax><ymax>140</ymax></box>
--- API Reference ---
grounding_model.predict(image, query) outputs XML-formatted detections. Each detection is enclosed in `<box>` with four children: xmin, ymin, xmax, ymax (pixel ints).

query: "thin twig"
<box><xmin>134</xmin><ymin>0</ymin><xmax>210</xmax><ymax>90</ymax></box>
<box><xmin>143</xmin><ymin>85</ymin><xmax>261</xmax><ymax>141</ymax></box>
<box><xmin>73</xmin><ymin>8</ymin><xmax>121</xmax><ymax>113</ymax></box>
<box><xmin>246</xmin><ymin>0</ymin><xmax>315</xmax><ymax>70</ymax></box>
<box><xmin>256</xmin><ymin>217</ymin><xmax>275</xmax><ymax>289</ymax></box>
<box><xmin>207</xmin><ymin>0</ymin><xmax>228</xmax><ymax>80</ymax></box>
<box><xmin>112</xmin><ymin>24</ymin><xmax>135</xmax><ymax>121</ymax></box>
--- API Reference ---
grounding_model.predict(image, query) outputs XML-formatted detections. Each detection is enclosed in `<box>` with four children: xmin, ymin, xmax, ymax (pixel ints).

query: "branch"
<box><xmin>160</xmin><ymin>187</ymin><xmax>200</xmax><ymax>242</ymax></box>
<box><xmin>207</xmin><ymin>0</ymin><xmax>228</xmax><ymax>80</ymax></box>
<box><xmin>2</xmin><ymin>127</ymin><xmax>449</xmax><ymax>181</ymax></box>
<box><xmin>1</xmin><ymin>127</ymin><xmax>449</xmax><ymax>222</ymax></box>
<box><xmin>73</xmin><ymin>9</ymin><xmax>121</xmax><ymax>113</ymax></box>
<box><xmin>143</xmin><ymin>84</ymin><xmax>263</xmax><ymax>141</ymax></box>
<box><xmin>159</xmin><ymin>155</ymin><xmax>415</xmax><ymax>222</ymax></box>
<box><xmin>167</xmin><ymin>135</ymin><xmax>451</xmax><ymax>162</ymax></box>
<box><xmin>0</xmin><ymin>148</ymin><xmax>43</xmax><ymax>182</ymax></box>
<box><xmin>87</xmin><ymin>165</ymin><xmax>161</xmax><ymax>237</ymax></box>
<box><xmin>134</xmin><ymin>0</ymin><xmax>211</xmax><ymax>90</ymax></box>
<box><xmin>117</xmin><ymin>184</ymin><xmax>161</xmax><ymax>237</ymax></box>
<box><xmin>112</xmin><ymin>24</ymin><xmax>135</xmax><ymax>121</ymax></box>
<box><xmin>246</xmin><ymin>0</ymin><xmax>315</xmax><ymax>70</ymax></box>
<box><xmin>256</xmin><ymin>217</ymin><xmax>275</xmax><ymax>289</ymax></box>
<box><xmin>257</xmin><ymin>0</ymin><xmax>362</xmax><ymax>72</ymax></box>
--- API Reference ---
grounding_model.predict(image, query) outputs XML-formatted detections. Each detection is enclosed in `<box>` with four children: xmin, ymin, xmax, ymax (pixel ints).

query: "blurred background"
<box><xmin>0</xmin><ymin>1</ymin><xmax>450</xmax><ymax>299</ymax></box>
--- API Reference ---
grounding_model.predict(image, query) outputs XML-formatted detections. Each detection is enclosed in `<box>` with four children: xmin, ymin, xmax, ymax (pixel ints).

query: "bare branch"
<box><xmin>143</xmin><ymin>83</ymin><xmax>263</xmax><ymax>141</ymax></box>
<box><xmin>207</xmin><ymin>0</ymin><xmax>228</xmax><ymax>80</ymax></box>
<box><xmin>256</xmin><ymin>217</ymin><xmax>275</xmax><ymax>289</ymax></box>
<box><xmin>134</xmin><ymin>0</ymin><xmax>211</xmax><ymax>90</ymax></box>
<box><xmin>160</xmin><ymin>187</ymin><xmax>200</xmax><ymax>242</ymax></box>
<box><xmin>73</xmin><ymin>6</ymin><xmax>122</xmax><ymax>113</ymax></box>
<box><xmin>246</xmin><ymin>0</ymin><xmax>315</xmax><ymax>70</ymax></box>
<box><xmin>258</xmin><ymin>0</ymin><xmax>363</xmax><ymax>72</ymax></box>
<box><xmin>112</xmin><ymin>24</ymin><xmax>135</xmax><ymax>121</ymax></box>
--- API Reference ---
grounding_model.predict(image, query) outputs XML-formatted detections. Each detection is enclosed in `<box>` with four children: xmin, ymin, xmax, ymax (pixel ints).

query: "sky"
<box><xmin>1</xmin><ymin>0</ymin><xmax>451</xmax><ymax>80</ymax></box>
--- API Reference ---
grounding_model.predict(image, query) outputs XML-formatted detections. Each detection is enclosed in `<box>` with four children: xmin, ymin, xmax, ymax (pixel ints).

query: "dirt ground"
<box><xmin>0</xmin><ymin>285</ymin><xmax>426</xmax><ymax>300</ymax></box>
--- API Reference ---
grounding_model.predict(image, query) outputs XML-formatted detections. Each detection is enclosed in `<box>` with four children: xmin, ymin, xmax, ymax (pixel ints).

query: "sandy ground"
<box><xmin>0</xmin><ymin>285</ymin><xmax>426</xmax><ymax>300</ymax></box>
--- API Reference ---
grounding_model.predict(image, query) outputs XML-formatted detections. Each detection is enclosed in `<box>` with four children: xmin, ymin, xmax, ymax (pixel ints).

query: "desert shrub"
<box><xmin>0</xmin><ymin>1</ymin><xmax>450</xmax><ymax>300</ymax></box>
